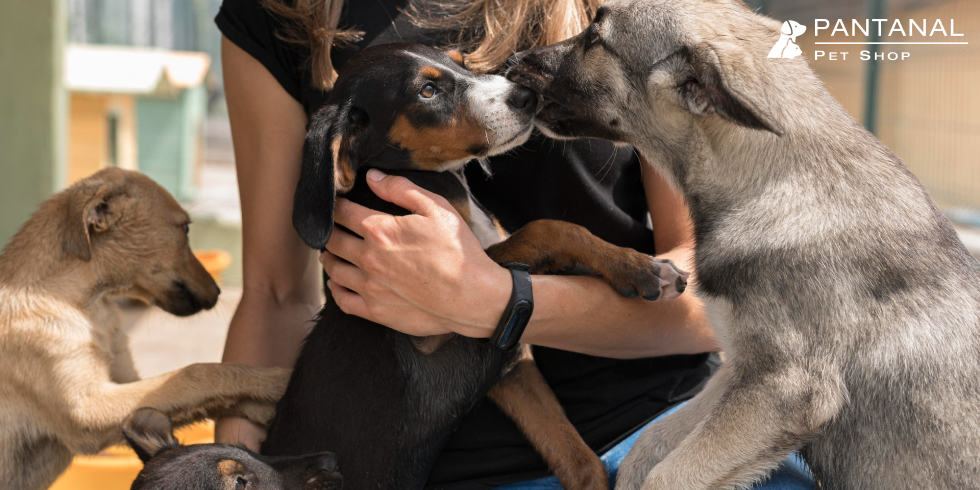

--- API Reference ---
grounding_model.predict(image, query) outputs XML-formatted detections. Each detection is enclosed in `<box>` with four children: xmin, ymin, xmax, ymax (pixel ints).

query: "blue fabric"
<box><xmin>496</xmin><ymin>403</ymin><xmax>816</xmax><ymax>490</ymax></box>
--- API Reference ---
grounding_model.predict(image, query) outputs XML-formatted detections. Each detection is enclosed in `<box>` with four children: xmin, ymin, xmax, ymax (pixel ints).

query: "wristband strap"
<box><xmin>489</xmin><ymin>262</ymin><xmax>534</xmax><ymax>352</ymax></box>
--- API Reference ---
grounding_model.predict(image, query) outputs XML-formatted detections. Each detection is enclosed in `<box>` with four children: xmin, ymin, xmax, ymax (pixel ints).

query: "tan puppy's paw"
<box><xmin>262</xmin><ymin>367</ymin><xmax>293</xmax><ymax>400</ymax></box>
<box><xmin>229</xmin><ymin>365</ymin><xmax>292</xmax><ymax>402</ymax></box>
<box><xmin>234</xmin><ymin>400</ymin><xmax>279</xmax><ymax>427</ymax></box>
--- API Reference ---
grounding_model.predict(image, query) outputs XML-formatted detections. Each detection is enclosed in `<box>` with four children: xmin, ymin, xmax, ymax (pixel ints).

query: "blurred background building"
<box><xmin>747</xmin><ymin>0</ymin><xmax>980</xmax><ymax>226</ymax></box>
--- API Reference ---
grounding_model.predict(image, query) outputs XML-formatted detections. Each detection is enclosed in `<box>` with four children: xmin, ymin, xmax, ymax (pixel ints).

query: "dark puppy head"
<box><xmin>292</xmin><ymin>42</ymin><xmax>539</xmax><ymax>249</ymax></box>
<box><xmin>505</xmin><ymin>0</ymin><xmax>787</xmax><ymax>145</ymax></box>
<box><xmin>123</xmin><ymin>408</ymin><xmax>342</xmax><ymax>490</ymax></box>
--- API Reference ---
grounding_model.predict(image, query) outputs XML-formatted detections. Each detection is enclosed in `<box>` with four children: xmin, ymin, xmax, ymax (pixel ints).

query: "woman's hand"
<box><xmin>321</xmin><ymin>169</ymin><xmax>512</xmax><ymax>339</ymax></box>
<box><xmin>214</xmin><ymin>418</ymin><xmax>267</xmax><ymax>453</ymax></box>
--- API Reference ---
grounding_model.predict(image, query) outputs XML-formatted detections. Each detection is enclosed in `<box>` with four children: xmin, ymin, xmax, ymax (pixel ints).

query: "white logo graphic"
<box><xmin>768</xmin><ymin>20</ymin><xmax>807</xmax><ymax>59</ymax></box>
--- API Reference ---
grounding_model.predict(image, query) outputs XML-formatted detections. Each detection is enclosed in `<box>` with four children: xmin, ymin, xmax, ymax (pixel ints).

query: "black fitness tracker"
<box><xmin>489</xmin><ymin>262</ymin><xmax>534</xmax><ymax>352</ymax></box>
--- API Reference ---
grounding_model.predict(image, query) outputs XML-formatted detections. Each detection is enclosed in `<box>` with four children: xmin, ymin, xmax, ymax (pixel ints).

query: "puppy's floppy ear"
<box><xmin>62</xmin><ymin>182</ymin><xmax>123</xmax><ymax>261</ymax></box>
<box><xmin>681</xmin><ymin>43</ymin><xmax>785</xmax><ymax>136</ymax></box>
<box><xmin>292</xmin><ymin>103</ymin><xmax>371</xmax><ymax>249</ymax></box>
<box><xmin>122</xmin><ymin>408</ymin><xmax>180</xmax><ymax>464</ymax></box>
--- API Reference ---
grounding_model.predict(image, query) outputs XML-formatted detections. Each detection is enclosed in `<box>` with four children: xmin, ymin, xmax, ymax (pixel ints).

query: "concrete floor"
<box><xmin>122</xmin><ymin>288</ymin><xmax>240</xmax><ymax>378</ymax></box>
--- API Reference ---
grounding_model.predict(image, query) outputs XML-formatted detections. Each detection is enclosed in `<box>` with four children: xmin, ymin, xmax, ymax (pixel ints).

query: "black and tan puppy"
<box><xmin>131</xmin><ymin>43</ymin><xmax>687</xmax><ymax>490</ymax></box>
<box><xmin>277</xmin><ymin>42</ymin><xmax>686</xmax><ymax>490</ymax></box>
<box><xmin>123</xmin><ymin>408</ymin><xmax>342</xmax><ymax>490</ymax></box>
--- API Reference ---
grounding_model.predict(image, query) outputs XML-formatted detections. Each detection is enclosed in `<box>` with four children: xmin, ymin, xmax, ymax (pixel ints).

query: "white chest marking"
<box><xmin>467</xmin><ymin>197</ymin><xmax>505</xmax><ymax>249</ymax></box>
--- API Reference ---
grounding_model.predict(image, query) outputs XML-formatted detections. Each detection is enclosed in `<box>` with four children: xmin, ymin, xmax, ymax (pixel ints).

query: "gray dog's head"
<box><xmin>506</xmin><ymin>0</ymin><xmax>795</xmax><ymax>151</ymax></box>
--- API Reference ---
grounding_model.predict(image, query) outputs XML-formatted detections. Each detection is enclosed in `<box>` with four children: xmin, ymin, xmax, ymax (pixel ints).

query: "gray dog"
<box><xmin>506</xmin><ymin>0</ymin><xmax>980</xmax><ymax>489</ymax></box>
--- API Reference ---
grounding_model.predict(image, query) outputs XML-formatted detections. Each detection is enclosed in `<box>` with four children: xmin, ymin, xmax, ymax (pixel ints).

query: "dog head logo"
<box><xmin>768</xmin><ymin>20</ymin><xmax>806</xmax><ymax>59</ymax></box>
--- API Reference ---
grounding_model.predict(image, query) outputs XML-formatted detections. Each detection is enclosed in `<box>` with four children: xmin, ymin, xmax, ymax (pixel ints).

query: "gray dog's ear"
<box><xmin>682</xmin><ymin>43</ymin><xmax>785</xmax><ymax>136</ymax></box>
<box><xmin>62</xmin><ymin>182</ymin><xmax>123</xmax><ymax>261</ymax></box>
<box><xmin>292</xmin><ymin>103</ymin><xmax>370</xmax><ymax>250</ymax></box>
<box><xmin>122</xmin><ymin>408</ymin><xmax>180</xmax><ymax>464</ymax></box>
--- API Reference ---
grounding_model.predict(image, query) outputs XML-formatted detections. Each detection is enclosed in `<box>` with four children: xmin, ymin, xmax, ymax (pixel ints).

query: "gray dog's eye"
<box><xmin>589</xmin><ymin>32</ymin><xmax>600</xmax><ymax>46</ymax></box>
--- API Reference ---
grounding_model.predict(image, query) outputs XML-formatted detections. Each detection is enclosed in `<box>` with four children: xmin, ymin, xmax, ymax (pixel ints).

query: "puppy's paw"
<box><xmin>652</xmin><ymin>259</ymin><xmax>688</xmax><ymax>301</ymax></box>
<box><xmin>248</xmin><ymin>366</ymin><xmax>293</xmax><ymax>401</ymax></box>
<box><xmin>604</xmin><ymin>254</ymin><xmax>689</xmax><ymax>302</ymax></box>
<box><xmin>559</xmin><ymin>456</ymin><xmax>609</xmax><ymax>490</ymax></box>
<box><xmin>232</xmin><ymin>400</ymin><xmax>278</xmax><ymax>427</ymax></box>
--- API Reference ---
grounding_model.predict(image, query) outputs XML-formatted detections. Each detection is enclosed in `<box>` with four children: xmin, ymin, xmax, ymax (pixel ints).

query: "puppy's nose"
<box><xmin>507</xmin><ymin>86</ymin><xmax>537</xmax><ymax>113</ymax></box>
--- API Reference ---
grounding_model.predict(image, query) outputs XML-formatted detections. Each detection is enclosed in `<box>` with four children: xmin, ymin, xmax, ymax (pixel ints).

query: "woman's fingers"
<box><xmin>326</xmin><ymin>278</ymin><xmax>452</xmax><ymax>337</ymax></box>
<box><xmin>320</xmin><ymin>251</ymin><xmax>368</xmax><ymax>293</ymax></box>
<box><xmin>324</xmin><ymin>226</ymin><xmax>366</xmax><ymax>265</ymax></box>
<box><xmin>365</xmin><ymin>169</ymin><xmax>450</xmax><ymax>217</ymax></box>
<box><xmin>332</xmin><ymin>198</ymin><xmax>388</xmax><ymax>238</ymax></box>
<box><xmin>326</xmin><ymin>279</ymin><xmax>371</xmax><ymax>318</ymax></box>
<box><xmin>214</xmin><ymin>417</ymin><xmax>265</xmax><ymax>452</ymax></box>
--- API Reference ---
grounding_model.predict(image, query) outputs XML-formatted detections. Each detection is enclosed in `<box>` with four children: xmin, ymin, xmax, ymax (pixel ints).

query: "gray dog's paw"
<box><xmin>605</xmin><ymin>255</ymin><xmax>689</xmax><ymax>301</ymax></box>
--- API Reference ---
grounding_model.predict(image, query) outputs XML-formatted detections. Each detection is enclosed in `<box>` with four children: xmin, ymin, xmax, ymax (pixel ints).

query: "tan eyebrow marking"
<box><xmin>421</xmin><ymin>66</ymin><xmax>442</xmax><ymax>79</ymax></box>
<box><xmin>445</xmin><ymin>50</ymin><xmax>465</xmax><ymax>66</ymax></box>
<box><xmin>217</xmin><ymin>460</ymin><xmax>245</xmax><ymax>477</ymax></box>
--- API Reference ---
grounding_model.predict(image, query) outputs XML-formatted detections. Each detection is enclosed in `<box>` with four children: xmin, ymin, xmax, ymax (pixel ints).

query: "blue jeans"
<box><xmin>497</xmin><ymin>403</ymin><xmax>816</xmax><ymax>490</ymax></box>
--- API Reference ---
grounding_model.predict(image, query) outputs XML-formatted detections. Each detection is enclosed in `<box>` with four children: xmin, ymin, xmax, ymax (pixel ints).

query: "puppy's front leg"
<box><xmin>616</xmin><ymin>364</ymin><xmax>732</xmax><ymax>490</ymax></box>
<box><xmin>109</xmin><ymin>327</ymin><xmax>140</xmax><ymax>383</ymax></box>
<box><xmin>62</xmin><ymin>363</ymin><xmax>290</xmax><ymax>452</ymax></box>
<box><xmin>489</xmin><ymin>348</ymin><xmax>608</xmax><ymax>490</ymax></box>
<box><xmin>485</xmin><ymin>220</ymin><xmax>687</xmax><ymax>301</ymax></box>
<box><xmin>633</xmin><ymin>362</ymin><xmax>844</xmax><ymax>490</ymax></box>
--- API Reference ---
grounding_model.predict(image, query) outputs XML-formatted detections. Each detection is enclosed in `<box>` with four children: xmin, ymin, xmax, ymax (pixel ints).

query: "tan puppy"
<box><xmin>0</xmin><ymin>168</ymin><xmax>291</xmax><ymax>490</ymax></box>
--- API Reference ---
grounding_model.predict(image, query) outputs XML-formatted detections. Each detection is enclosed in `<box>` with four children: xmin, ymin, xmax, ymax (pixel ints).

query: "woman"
<box><xmin>214</xmin><ymin>0</ymin><xmax>812</xmax><ymax>488</ymax></box>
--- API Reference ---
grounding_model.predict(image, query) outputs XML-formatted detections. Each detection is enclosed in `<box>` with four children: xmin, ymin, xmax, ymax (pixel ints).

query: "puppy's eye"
<box><xmin>419</xmin><ymin>84</ymin><xmax>437</xmax><ymax>99</ymax></box>
<box><xmin>235</xmin><ymin>476</ymin><xmax>249</xmax><ymax>490</ymax></box>
<box><xmin>181</xmin><ymin>223</ymin><xmax>190</xmax><ymax>234</ymax></box>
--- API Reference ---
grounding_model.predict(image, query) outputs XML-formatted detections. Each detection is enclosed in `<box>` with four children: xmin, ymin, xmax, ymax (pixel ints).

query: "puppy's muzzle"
<box><xmin>505</xmin><ymin>65</ymin><xmax>551</xmax><ymax>96</ymax></box>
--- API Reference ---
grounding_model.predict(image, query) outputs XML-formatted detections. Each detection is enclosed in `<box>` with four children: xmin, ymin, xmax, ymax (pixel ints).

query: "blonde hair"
<box><xmin>263</xmin><ymin>0</ymin><xmax>601</xmax><ymax>89</ymax></box>
<box><xmin>261</xmin><ymin>0</ymin><xmax>364</xmax><ymax>90</ymax></box>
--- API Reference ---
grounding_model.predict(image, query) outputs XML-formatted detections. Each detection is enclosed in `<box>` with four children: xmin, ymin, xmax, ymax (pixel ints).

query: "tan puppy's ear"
<box><xmin>61</xmin><ymin>183</ymin><xmax>121</xmax><ymax>261</ymax></box>
<box><xmin>683</xmin><ymin>42</ymin><xmax>785</xmax><ymax>136</ymax></box>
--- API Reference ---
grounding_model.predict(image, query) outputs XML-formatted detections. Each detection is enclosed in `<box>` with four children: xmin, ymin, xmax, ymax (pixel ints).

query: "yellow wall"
<box><xmin>796</xmin><ymin>0</ymin><xmax>980</xmax><ymax>209</ymax></box>
<box><xmin>68</xmin><ymin>93</ymin><xmax>138</xmax><ymax>184</ymax></box>
<box><xmin>877</xmin><ymin>0</ymin><xmax>980</xmax><ymax>209</ymax></box>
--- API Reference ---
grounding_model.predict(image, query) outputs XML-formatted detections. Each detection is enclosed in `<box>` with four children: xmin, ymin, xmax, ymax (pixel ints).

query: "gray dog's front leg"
<box><xmin>617</xmin><ymin>364</ymin><xmax>731</xmax><ymax>490</ymax></box>
<box><xmin>632</xmin><ymin>363</ymin><xmax>845</xmax><ymax>490</ymax></box>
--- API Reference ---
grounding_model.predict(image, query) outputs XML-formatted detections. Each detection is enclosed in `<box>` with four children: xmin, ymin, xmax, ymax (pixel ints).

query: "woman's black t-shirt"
<box><xmin>216</xmin><ymin>2</ymin><xmax>714</xmax><ymax>488</ymax></box>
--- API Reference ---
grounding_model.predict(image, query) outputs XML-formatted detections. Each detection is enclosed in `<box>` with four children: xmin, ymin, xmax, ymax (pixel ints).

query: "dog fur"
<box><xmin>270</xmin><ymin>44</ymin><xmax>686</xmax><ymax>490</ymax></box>
<box><xmin>0</xmin><ymin>168</ymin><xmax>292</xmax><ymax>490</ymax></box>
<box><xmin>122</xmin><ymin>408</ymin><xmax>343</xmax><ymax>490</ymax></box>
<box><xmin>506</xmin><ymin>1</ymin><xmax>980</xmax><ymax>488</ymax></box>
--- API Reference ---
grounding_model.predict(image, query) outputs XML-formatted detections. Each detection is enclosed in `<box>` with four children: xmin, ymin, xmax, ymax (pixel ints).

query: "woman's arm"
<box><xmin>521</xmin><ymin>163</ymin><xmax>718</xmax><ymax>358</ymax></box>
<box><xmin>216</xmin><ymin>37</ymin><xmax>323</xmax><ymax>450</ymax></box>
<box><xmin>322</xmin><ymin>166</ymin><xmax>718</xmax><ymax>359</ymax></box>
